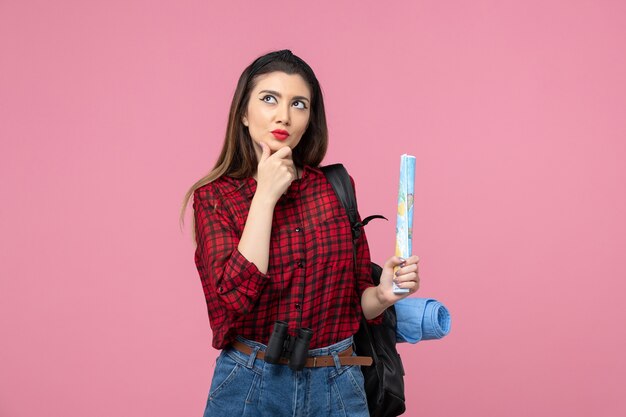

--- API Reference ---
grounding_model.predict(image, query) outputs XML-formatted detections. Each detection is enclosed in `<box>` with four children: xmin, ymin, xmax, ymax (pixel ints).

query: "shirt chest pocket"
<box><xmin>310</xmin><ymin>215</ymin><xmax>354</xmax><ymax>266</ymax></box>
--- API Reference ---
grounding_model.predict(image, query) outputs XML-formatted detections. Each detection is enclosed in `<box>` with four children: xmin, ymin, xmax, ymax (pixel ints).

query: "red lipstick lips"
<box><xmin>271</xmin><ymin>129</ymin><xmax>289</xmax><ymax>141</ymax></box>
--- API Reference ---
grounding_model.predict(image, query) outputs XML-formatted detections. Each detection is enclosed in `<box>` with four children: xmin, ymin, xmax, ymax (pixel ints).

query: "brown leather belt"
<box><xmin>231</xmin><ymin>341</ymin><xmax>373</xmax><ymax>367</ymax></box>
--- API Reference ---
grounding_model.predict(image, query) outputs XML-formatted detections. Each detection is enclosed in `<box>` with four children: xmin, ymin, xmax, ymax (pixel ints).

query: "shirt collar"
<box><xmin>225</xmin><ymin>165</ymin><xmax>323</xmax><ymax>200</ymax></box>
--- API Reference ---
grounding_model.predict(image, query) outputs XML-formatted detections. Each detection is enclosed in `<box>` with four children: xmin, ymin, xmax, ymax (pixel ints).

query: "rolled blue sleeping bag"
<box><xmin>394</xmin><ymin>298</ymin><xmax>451</xmax><ymax>344</ymax></box>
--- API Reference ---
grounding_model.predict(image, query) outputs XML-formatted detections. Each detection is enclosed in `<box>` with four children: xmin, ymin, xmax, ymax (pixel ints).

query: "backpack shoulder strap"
<box><xmin>321</xmin><ymin>164</ymin><xmax>387</xmax><ymax>240</ymax></box>
<box><xmin>321</xmin><ymin>163</ymin><xmax>358</xmax><ymax>224</ymax></box>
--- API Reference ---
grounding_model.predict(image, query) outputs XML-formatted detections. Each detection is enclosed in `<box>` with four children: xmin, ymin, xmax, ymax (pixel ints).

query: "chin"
<box><xmin>272</xmin><ymin>142</ymin><xmax>292</xmax><ymax>150</ymax></box>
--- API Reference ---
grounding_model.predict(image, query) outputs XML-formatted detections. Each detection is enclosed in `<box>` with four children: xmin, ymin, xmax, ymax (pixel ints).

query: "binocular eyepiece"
<box><xmin>265</xmin><ymin>321</ymin><xmax>313</xmax><ymax>371</ymax></box>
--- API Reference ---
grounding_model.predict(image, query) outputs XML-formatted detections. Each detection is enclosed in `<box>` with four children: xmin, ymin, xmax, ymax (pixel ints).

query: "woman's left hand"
<box><xmin>378</xmin><ymin>255</ymin><xmax>420</xmax><ymax>305</ymax></box>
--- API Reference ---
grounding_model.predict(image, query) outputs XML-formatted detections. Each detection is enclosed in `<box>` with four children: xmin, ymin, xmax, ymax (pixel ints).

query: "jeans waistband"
<box><xmin>234</xmin><ymin>335</ymin><xmax>354</xmax><ymax>357</ymax></box>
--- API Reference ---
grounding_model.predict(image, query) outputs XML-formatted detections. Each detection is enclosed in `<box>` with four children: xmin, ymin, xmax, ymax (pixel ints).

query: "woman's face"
<box><xmin>242</xmin><ymin>71</ymin><xmax>311</xmax><ymax>159</ymax></box>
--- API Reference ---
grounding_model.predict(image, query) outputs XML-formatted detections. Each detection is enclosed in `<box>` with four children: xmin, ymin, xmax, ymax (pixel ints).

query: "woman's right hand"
<box><xmin>255</xmin><ymin>142</ymin><xmax>296</xmax><ymax>203</ymax></box>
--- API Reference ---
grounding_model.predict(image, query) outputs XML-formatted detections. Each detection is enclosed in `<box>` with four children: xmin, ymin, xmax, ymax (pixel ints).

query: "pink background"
<box><xmin>1</xmin><ymin>1</ymin><xmax>625</xmax><ymax>416</ymax></box>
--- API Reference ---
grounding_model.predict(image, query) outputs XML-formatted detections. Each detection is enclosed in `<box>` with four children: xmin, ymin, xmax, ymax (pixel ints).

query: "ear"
<box><xmin>241</xmin><ymin>115</ymin><xmax>249</xmax><ymax>127</ymax></box>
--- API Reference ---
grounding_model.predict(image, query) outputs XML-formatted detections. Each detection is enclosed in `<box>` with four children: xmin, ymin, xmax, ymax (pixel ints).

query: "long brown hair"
<box><xmin>179</xmin><ymin>49</ymin><xmax>329</xmax><ymax>231</ymax></box>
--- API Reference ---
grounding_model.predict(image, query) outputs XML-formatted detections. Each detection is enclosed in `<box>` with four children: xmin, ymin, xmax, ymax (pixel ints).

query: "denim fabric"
<box><xmin>202</xmin><ymin>336</ymin><xmax>369</xmax><ymax>417</ymax></box>
<box><xmin>395</xmin><ymin>297</ymin><xmax>451</xmax><ymax>344</ymax></box>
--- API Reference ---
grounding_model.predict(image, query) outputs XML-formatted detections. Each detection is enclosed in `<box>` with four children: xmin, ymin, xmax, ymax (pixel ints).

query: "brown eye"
<box><xmin>293</xmin><ymin>100</ymin><xmax>307</xmax><ymax>109</ymax></box>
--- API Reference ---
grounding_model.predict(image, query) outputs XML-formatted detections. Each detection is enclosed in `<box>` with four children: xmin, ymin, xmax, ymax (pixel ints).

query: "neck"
<box><xmin>252</xmin><ymin>166</ymin><xmax>303</xmax><ymax>181</ymax></box>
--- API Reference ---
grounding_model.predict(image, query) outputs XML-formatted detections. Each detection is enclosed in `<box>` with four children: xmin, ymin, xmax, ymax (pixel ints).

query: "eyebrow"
<box><xmin>258</xmin><ymin>89</ymin><xmax>310</xmax><ymax>103</ymax></box>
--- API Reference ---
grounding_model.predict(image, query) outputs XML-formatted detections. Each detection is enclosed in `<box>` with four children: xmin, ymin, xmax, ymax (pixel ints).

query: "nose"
<box><xmin>275</xmin><ymin>102</ymin><xmax>291</xmax><ymax>126</ymax></box>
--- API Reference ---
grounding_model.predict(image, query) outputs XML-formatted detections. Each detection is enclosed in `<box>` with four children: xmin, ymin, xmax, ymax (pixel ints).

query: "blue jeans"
<box><xmin>202</xmin><ymin>336</ymin><xmax>370</xmax><ymax>417</ymax></box>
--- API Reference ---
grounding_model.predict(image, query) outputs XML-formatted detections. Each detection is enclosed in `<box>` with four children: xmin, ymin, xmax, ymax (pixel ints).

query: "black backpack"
<box><xmin>321</xmin><ymin>164</ymin><xmax>407</xmax><ymax>417</ymax></box>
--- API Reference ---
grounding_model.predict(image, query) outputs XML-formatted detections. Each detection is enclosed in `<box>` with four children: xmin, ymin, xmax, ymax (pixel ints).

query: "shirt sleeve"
<box><xmin>350</xmin><ymin>176</ymin><xmax>385</xmax><ymax>325</ymax></box>
<box><xmin>193</xmin><ymin>187</ymin><xmax>270</xmax><ymax>315</ymax></box>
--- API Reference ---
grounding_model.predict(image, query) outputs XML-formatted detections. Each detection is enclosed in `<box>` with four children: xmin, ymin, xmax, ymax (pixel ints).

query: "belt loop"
<box><xmin>331</xmin><ymin>350</ymin><xmax>341</xmax><ymax>371</ymax></box>
<box><xmin>246</xmin><ymin>345</ymin><xmax>260</xmax><ymax>369</ymax></box>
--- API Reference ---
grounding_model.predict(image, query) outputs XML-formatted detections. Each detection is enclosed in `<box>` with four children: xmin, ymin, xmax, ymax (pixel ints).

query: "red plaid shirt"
<box><xmin>193</xmin><ymin>165</ymin><xmax>382</xmax><ymax>350</ymax></box>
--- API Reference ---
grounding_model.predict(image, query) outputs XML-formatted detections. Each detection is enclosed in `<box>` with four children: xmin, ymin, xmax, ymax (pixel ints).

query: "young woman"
<box><xmin>181</xmin><ymin>49</ymin><xmax>420</xmax><ymax>417</ymax></box>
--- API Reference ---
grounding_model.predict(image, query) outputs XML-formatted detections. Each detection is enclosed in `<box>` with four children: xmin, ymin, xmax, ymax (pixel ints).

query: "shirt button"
<box><xmin>295</xmin><ymin>227</ymin><xmax>302</xmax><ymax>233</ymax></box>
<box><xmin>217</xmin><ymin>286</ymin><xmax>224</xmax><ymax>294</ymax></box>
<box><xmin>296</xmin><ymin>260</ymin><xmax>303</xmax><ymax>268</ymax></box>
<box><xmin>295</xmin><ymin>303</ymin><xmax>301</xmax><ymax>310</ymax></box>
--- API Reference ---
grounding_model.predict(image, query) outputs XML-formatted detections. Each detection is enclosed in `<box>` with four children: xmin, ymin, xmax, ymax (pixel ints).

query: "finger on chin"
<box><xmin>277</xmin><ymin>145</ymin><xmax>292</xmax><ymax>156</ymax></box>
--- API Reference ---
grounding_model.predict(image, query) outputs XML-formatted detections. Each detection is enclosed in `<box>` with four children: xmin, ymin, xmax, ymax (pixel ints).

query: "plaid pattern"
<box><xmin>193</xmin><ymin>165</ymin><xmax>382</xmax><ymax>350</ymax></box>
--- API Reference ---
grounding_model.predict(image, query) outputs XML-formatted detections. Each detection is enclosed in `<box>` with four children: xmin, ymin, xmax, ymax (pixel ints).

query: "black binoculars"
<box><xmin>265</xmin><ymin>321</ymin><xmax>313</xmax><ymax>371</ymax></box>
